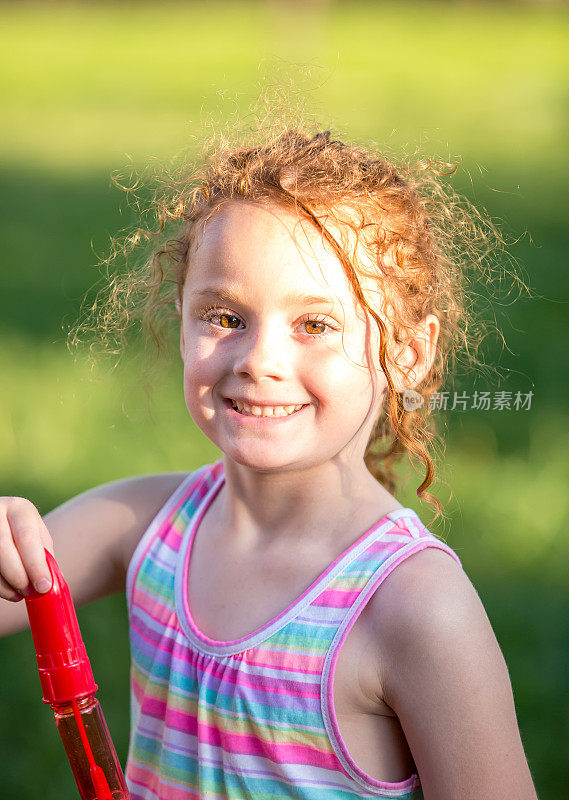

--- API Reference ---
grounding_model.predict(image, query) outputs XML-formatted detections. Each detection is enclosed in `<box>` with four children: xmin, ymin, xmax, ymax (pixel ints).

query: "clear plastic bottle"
<box><xmin>25</xmin><ymin>550</ymin><xmax>131</xmax><ymax>800</ymax></box>
<box><xmin>52</xmin><ymin>696</ymin><xmax>129</xmax><ymax>800</ymax></box>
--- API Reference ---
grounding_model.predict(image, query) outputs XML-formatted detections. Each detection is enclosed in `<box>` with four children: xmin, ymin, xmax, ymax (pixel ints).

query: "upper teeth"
<box><xmin>232</xmin><ymin>401</ymin><xmax>304</xmax><ymax>417</ymax></box>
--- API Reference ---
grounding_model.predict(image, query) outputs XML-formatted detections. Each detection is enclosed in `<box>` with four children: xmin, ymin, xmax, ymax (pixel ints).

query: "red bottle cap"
<box><xmin>25</xmin><ymin>550</ymin><xmax>97</xmax><ymax>705</ymax></box>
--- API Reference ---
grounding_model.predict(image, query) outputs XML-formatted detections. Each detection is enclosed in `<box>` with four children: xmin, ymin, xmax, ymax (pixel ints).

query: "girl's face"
<box><xmin>179</xmin><ymin>200</ymin><xmax>392</xmax><ymax>474</ymax></box>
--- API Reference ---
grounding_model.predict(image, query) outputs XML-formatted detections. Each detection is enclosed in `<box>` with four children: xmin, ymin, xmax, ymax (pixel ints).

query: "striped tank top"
<box><xmin>126</xmin><ymin>461</ymin><xmax>462</xmax><ymax>800</ymax></box>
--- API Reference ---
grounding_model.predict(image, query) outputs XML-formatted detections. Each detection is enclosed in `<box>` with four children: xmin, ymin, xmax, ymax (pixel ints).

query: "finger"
<box><xmin>5</xmin><ymin>501</ymin><xmax>53</xmax><ymax>593</ymax></box>
<box><xmin>0</xmin><ymin>512</ymin><xmax>30</xmax><ymax>595</ymax></box>
<box><xmin>0</xmin><ymin>572</ymin><xmax>25</xmax><ymax>602</ymax></box>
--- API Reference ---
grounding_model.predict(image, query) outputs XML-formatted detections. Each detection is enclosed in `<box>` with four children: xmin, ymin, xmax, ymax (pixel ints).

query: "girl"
<box><xmin>0</xmin><ymin>129</ymin><xmax>537</xmax><ymax>800</ymax></box>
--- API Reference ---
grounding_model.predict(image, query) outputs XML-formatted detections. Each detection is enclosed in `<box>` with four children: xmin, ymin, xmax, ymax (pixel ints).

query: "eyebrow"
<box><xmin>191</xmin><ymin>287</ymin><xmax>338</xmax><ymax>308</ymax></box>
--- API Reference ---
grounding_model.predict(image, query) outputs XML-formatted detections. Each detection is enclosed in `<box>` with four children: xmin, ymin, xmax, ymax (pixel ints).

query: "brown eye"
<box><xmin>304</xmin><ymin>320</ymin><xmax>326</xmax><ymax>335</ymax></box>
<box><xmin>219</xmin><ymin>314</ymin><xmax>241</xmax><ymax>329</ymax></box>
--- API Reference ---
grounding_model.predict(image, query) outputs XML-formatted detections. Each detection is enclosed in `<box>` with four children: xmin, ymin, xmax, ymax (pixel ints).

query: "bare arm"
<box><xmin>0</xmin><ymin>472</ymin><xmax>189</xmax><ymax>637</ymax></box>
<box><xmin>372</xmin><ymin>548</ymin><xmax>538</xmax><ymax>800</ymax></box>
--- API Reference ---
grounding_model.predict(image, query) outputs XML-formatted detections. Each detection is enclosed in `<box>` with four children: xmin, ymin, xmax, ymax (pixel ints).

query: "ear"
<box><xmin>392</xmin><ymin>314</ymin><xmax>439</xmax><ymax>391</ymax></box>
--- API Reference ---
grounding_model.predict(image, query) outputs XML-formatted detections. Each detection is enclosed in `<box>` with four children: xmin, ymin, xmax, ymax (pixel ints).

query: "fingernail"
<box><xmin>35</xmin><ymin>578</ymin><xmax>52</xmax><ymax>593</ymax></box>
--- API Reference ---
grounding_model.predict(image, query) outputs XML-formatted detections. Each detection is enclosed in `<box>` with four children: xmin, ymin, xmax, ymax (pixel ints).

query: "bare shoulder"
<box><xmin>369</xmin><ymin>546</ymin><xmax>483</xmax><ymax>647</ymax></box>
<box><xmin>368</xmin><ymin>546</ymin><xmax>501</xmax><ymax>704</ymax></box>
<box><xmin>84</xmin><ymin>471</ymin><xmax>192</xmax><ymax>570</ymax></box>
<box><xmin>44</xmin><ymin>471</ymin><xmax>191</xmax><ymax>606</ymax></box>
<box><xmin>364</xmin><ymin>546</ymin><xmax>537</xmax><ymax>799</ymax></box>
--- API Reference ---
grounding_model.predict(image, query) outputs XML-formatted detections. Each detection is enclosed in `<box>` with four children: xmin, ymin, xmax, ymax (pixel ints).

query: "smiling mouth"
<box><xmin>229</xmin><ymin>399</ymin><xmax>306</xmax><ymax>417</ymax></box>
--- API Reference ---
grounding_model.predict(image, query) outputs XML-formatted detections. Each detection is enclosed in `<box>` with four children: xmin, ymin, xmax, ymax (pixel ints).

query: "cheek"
<box><xmin>181</xmin><ymin>338</ymin><xmax>223</xmax><ymax>419</ymax></box>
<box><xmin>344</xmin><ymin>323</ymin><xmax>387</xmax><ymax>397</ymax></box>
<box><xmin>310</xmin><ymin>340</ymin><xmax>379</xmax><ymax>405</ymax></box>
<box><xmin>329</xmin><ymin>337</ymin><xmax>388</xmax><ymax>428</ymax></box>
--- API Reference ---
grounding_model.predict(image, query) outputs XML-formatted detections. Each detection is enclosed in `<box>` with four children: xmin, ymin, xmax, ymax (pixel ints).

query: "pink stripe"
<box><xmin>127</xmin><ymin>764</ymin><xmax>201</xmax><ymax>800</ymax></box>
<box><xmin>131</xmin><ymin>616</ymin><xmax>319</xmax><ymax>695</ymax></box>
<box><xmin>132</xmin><ymin>675</ymin><xmax>146</xmax><ymax>705</ymax></box>
<box><xmin>201</xmin><ymin>723</ymin><xmax>339</xmax><ymax>769</ymax></box>
<box><xmin>161</xmin><ymin>524</ymin><xmax>185</xmax><ymax>550</ymax></box>
<box><xmin>142</xmin><ymin>706</ymin><xmax>339</xmax><ymax>768</ymax></box>
<box><xmin>131</xmin><ymin>631</ymin><xmax>321</xmax><ymax>700</ymax></box>
<box><xmin>132</xmin><ymin>586</ymin><xmax>178</xmax><ymax>623</ymax></box>
<box><xmin>245</xmin><ymin>650</ymin><xmax>324</xmax><ymax>675</ymax></box>
<box><xmin>367</xmin><ymin>538</ymin><xmax>404</xmax><ymax>554</ymax></box>
<box><xmin>136</xmin><ymin>700</ymin><xmax>336</xmax><ymax>768</ymax></box>
<box><xmin>130</xmin><ymin>614</ymin><xmax>181</xmax><ymax>656</ymax></box>
<box><xmin>196</xmin><ymin>656</ymin><xmax>321</xmax><ymax>700</ymax></box>
<box><xmin>313</xmin><ymin>588</ymin><xmax>361</xmax><ymax>607</ymax></box>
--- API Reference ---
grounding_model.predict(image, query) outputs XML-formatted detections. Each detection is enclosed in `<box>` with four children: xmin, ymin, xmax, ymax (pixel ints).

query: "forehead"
<box><xmin>186</xmin><ymin>200</ymin><xmax>358</xmax><ymax>303</ymax></box>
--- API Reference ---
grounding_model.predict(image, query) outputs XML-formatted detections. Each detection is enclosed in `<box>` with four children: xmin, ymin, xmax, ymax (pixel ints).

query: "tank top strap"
<box><xmin>316</xmin><ymin>513</ymin><xmax>462</xmax><ymax>794</ymax></box>
<box><xmin>315</xmin><ymin>508</ymin><xmax>461</xmax><ymax>617</ymax></box>
<box><xmin>126</xmin><ymin>461</ymin><xmax>223</xmax><ymax>612</ymax></box>
<box><xmin>282</xmin><ymin>507</ymin><xmax>460</xmax><ymax>637</ymax></box>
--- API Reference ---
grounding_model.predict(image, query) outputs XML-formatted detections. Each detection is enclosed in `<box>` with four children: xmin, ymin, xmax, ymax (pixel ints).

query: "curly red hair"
<box><xmin>72</xmin><ymin>126</ymin><xmax>522</xmax><ymax>520</ymax></box>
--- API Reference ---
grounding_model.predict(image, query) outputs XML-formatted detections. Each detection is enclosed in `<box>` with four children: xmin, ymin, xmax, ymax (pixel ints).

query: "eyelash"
<box><xmin>199</xmin><ymin>305</ymin><xmax>243</xmax><ymax>329</ymax></box>
<box><xmin>198</xmin><ymin>306</ymin><xmax>338</xmax><ymax>336</ymax></box>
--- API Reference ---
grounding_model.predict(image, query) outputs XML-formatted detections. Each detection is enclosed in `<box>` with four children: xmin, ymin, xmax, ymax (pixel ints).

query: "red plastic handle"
<box><xmin>25</xmin><ymin>550</ymin><xmax>97</xmax><ymax>705</ymax></box>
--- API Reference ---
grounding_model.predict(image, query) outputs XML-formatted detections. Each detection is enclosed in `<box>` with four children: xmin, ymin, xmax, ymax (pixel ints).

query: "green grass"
<box><xmin>0</xmin><ymin>2</ymin><xmax>567</xmax><ymax>171</ymax></box>
<box><xmin>0</xmin><ymin>2</ymin><xmax>567</xmax><ymax>798</ymax></box>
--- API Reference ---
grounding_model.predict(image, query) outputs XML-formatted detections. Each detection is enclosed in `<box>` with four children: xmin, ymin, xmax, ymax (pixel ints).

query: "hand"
<box><xmin>0</xmin><ymin>497</ymin><xmax>54</xmax><ymax>601</ymax></box>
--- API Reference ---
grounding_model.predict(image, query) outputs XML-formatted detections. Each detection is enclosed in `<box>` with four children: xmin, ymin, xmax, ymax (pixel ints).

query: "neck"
<box><xmin>217</xmin><ymin>455</ymin><xmax>393</xmax><ymax>545</ymax></box>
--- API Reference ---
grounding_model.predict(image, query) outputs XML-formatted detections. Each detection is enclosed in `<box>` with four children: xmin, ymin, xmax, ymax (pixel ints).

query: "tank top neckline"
<box><xmin>174</xmin><ymin>463</ymin><xmax>419</xmax><ymax>657</ymax></box>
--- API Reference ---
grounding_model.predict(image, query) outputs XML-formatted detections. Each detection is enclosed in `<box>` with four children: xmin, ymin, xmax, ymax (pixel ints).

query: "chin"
<box><xmin>225</xmin><ymin>449</ymin><xmax>294</xmax><ymax>473</ymax></box>
<box><xmin>223</xmin><ymin>443</ymin><xmax>329</xmax><ymax>476</ymax></box>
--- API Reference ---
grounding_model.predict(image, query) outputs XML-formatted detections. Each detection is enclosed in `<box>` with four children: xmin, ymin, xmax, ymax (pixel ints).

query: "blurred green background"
<box><xmin>1</xmin><ymin>2</ymin><xmax>567</xmax><ymax>798</ymax></box>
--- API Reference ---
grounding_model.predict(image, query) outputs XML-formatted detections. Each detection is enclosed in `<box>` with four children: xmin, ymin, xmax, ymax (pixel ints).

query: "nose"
<box><xmin>232</xmin><ymin>322</ymin><xmax>292</xmax><ymax>382</ymax></box>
